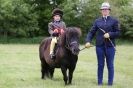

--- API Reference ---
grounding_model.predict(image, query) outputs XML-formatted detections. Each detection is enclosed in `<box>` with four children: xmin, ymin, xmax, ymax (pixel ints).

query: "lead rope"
<box><xmin>99</xmin><ymin>28</ymin><xmax>116</xmax><ymax>51</ymax></box>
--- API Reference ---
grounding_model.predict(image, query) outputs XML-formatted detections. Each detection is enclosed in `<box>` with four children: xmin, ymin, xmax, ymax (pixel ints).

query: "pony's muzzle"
<box><xmin>72</xmin><ymin>48</ymin><xmax>80</xmax><ymax>55</ymax></box>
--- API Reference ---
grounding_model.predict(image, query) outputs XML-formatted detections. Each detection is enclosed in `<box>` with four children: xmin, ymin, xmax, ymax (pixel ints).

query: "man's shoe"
<box><xmin>98</xmin><ymin>83</ymin><xmax>103</xmax><ymax>86</ymax></box>
<box><xmin>98</xmin><ymin>82</ymin><xmax>103</xmax><ymax>86</ymax></box>
<box><xmin>108</xmin><ymin>83</ymin><xmax>113</xmax><ymax>86</ymax></box>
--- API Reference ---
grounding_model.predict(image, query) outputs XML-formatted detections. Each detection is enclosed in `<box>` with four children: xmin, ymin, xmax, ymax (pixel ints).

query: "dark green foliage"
<box><xmin>119</xmin><ymin>6</ymin><xmax>133</xmax><ymax>38</ymax></box>
<box><xmin>0</xmin><ymin>0</ymin><xmax>39</xmax><ymax>37</ymax></box>
<box><xmin>0</xmin><ymin>0</ymin><xmax>133</xmax><ymax>40</ymax></box>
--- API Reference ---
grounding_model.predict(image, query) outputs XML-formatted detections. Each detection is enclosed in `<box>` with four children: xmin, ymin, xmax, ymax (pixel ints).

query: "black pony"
<box><xmin>39</xmin><ymin>27</ymin><xmax>81</xmax><ymax>85</ymax></box>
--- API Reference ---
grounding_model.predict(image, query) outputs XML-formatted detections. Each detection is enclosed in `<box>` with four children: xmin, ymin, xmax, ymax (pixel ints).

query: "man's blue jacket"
<box><xmin>86</xmin><ymin>16</ymin><xmax>120</xmax><ymax>47</ymax></box>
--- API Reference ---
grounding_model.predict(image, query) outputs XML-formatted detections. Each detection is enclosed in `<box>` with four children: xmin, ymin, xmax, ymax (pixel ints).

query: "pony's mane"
<box><xmin>66</xmin><ymin>27</ymin><xmax>82</xmax><ymax>37</ymax></box>
<box><xmin>59</xmin><ymin>27</ymin><xmax>81</xmax><ymax>46</ymax></box>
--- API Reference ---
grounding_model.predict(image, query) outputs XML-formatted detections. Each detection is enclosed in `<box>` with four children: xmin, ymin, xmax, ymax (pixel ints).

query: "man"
<box><xmin>85</xmin><ymin>2</ymin><xmax>120</xmax><ymax>86</ymax></box>
<box><xmin>48</xmin><ymin>8</ymin><xmax>66</xmax><ymax>60</ymax></box>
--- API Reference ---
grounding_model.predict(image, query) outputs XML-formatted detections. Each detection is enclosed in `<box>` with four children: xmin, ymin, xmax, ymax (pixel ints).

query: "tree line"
<box><xmin>0</xmin><ymin>0</ymin><xmax>133</xmax><ymax>39</ymax></box>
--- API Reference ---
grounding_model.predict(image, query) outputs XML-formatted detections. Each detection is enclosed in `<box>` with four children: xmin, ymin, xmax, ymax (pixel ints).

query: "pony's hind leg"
<box><xmin>41</xmin><ymin>63</ymin><xmax>46</xmax><ymax>79</ymax></box>
<box><xmin>41</xmin><ymin>59</ymin><xmax>49</xmax><ymax>79</ymax></box>
<box><xmin>46</xmin><ymin>66</ymin><xmax>54</xmax><ymax>79</ymax></box>
<box><xmin>49</xmin><ymin>68</ymin><xmax>55</xmax><ymax>79</ymax></box>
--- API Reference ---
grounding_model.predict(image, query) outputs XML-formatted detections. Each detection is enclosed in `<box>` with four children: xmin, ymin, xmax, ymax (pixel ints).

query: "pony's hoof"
<box><xmin>65</xmin><ymin>82</ymin><xmax>68</xmax><ymax>85</ymax></box>
<box><xmin>68</xmin><ymin>83</ymin><xmax>72</xmax><ymax>85</ymax></box>
<box><xmin>49</xmin><ymin>77</ymin><xmax>53</xmax><ymax>80</ymax></box>
<box><xmin>65</xmin><ymin>83</ymin><xmax>72</xmax><ymax>86</ymax></box>
<box><xmin>41</xmin><ymin>77</ymin><xmax>46</xmax><ymax>80</ymax></box>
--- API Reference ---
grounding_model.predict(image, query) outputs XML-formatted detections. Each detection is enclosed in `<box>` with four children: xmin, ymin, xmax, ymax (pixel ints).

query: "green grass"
<box><xmin>0</xmin><ymin>36</ymin><xmax>133</xmax><ymax>45</ymax></box>
<box><xmin>0</xmin><ymin>44</ymin><xmax>133</xmax><ymax>88</ymax></box>
<box><xmin>0</xmin><ymin>37</ymin><xmax>45</xmax><ymax>44</ymax></box>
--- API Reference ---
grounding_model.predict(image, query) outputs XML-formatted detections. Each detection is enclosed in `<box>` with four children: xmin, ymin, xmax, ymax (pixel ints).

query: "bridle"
<box><xmin>65</xmin><ymin>33</ymin><xmax>79</xmax><ymax>51</ymax></box>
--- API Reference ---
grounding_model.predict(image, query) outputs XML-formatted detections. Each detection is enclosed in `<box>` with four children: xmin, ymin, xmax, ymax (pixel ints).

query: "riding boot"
<box><xmin>50</xmin><ymin>37</ymin><xmax>57</xmax><ymax>60</ymax></box>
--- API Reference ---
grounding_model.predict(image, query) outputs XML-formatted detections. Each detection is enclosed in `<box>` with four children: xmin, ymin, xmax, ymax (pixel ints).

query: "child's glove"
<box><xmin>52</xmin><ymin>29</ymin><xmax>59</xmax><ymax>36</ymax></box>
<box><xmin>54</xmin><ymin>29</ymin><xmax>59</xmax><ymax>33</ymax></box>
<box><xmin>60</xmin><ymin>29</ymin><xmax>64</xmax><ymax>34</ymax></box>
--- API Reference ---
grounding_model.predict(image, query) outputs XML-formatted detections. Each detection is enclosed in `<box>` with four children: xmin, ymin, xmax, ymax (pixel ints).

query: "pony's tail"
<box><xmin>39</xmin><ymin>37</ymin><xmax>51</xmax><ymax>59</ymax></box>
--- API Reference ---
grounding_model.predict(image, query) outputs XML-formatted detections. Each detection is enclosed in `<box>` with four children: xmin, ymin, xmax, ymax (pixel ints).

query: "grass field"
<box><xmin>0</xmin><ymin>44</ymin><xmax>133</xmax><ymax>88</ymax></box>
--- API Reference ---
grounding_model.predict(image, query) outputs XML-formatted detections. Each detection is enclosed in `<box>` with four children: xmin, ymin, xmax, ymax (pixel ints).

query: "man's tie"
<box><xmin>104</xmin><ymin>17</ymin><xmax>107</xmax><ymax>22</ymax></box>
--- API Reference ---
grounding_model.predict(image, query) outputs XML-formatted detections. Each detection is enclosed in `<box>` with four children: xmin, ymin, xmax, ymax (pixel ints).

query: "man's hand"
<box><xmin>85</xmin><ymin>42</ymin><xmax>91</xmax><ymax>48</ymax></box>
<box><xmin>104</xmin><ymin>33</ymin><xmax>110</xmax><ymax>38</ymax></box>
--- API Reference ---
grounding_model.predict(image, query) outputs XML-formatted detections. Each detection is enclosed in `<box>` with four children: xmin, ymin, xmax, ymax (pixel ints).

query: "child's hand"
<box><xmin>60</xmin><ymin>29</ymin><xmax>64</xmax><ymax>34</ymax></box>
<box><xmin>52</xmin><ymin>29</ymin><xmax>59</xmax><ymax>36</ymax></box>
<box><xmin>54</xmin><ymin>29</ymin><xmax>59</xmax><ymax>33</ymax></box>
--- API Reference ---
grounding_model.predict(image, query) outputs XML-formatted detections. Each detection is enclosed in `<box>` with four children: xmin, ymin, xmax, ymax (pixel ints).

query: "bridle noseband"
<box><xmin>65</xmin><ymin>34</ymin><xmax>79</xmax><ymax>51</ymax></box>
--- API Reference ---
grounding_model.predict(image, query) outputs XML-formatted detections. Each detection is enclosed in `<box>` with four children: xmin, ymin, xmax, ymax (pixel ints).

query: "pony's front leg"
<box><xmin>68</xmin><ymin>67</ymin><xmax>75</xmax><ymax>84</ymax></box>
<box><xmin>61</xmin><ymin>66</ymin><xmax>68</xmax><ymax>85</ymax></box>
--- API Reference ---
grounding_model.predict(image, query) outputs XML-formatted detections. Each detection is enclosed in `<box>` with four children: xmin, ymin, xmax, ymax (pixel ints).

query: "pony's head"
<box><xmin>63</xmin><ymin>27</ymin><xmax>81</xmax><ymax>55</ymax></box>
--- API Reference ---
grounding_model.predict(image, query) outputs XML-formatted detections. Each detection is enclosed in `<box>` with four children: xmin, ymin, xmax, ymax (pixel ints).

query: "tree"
<box><xmin>25</xmin><ymin>0</ymin><xmax>66</xmax><ymax>36</ymax></box>
<box><xmin>62</xmin><ymin>0</ymin><xmax>104</xmax><ymax>39</ymax></box>
<box><xmin>0</xmin><ymin>0</ymin><xmax>133</xmax><ymax>39</ymax></box>
<box><xmin>62</xmin><ymin>0</ymin><xmax>133</xmax><ymax>39</ymax></box>
<box><xmin>0</xmin><ymin>0</ymin><xmax>39</xmax><ymax>37</ymax></box>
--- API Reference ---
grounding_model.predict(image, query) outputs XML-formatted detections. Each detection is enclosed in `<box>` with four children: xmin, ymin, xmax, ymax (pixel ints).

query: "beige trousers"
<box><xmin>50</xmin><ymin>37</ymin><xmax>57</xmax><ymax>54</ymax></box>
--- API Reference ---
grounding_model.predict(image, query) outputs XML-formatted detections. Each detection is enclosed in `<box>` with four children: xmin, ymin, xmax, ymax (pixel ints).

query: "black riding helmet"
<box><xmin>52</xmin><ymin>8</ymin><xmax>63</xmax><ymax>18</ymax></box>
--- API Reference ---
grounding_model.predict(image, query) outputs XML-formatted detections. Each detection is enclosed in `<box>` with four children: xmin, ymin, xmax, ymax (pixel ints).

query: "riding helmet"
<box><xmin>52</xmin><ymin>8</ymin><xmax>63</xmax><ymax>17</ymax></box>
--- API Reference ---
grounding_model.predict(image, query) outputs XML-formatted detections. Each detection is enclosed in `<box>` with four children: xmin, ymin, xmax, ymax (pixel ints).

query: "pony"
<box><xmin>39</xmin><ymin>27</ymin><xmax>81</xmax><ymax>85</ymax></box>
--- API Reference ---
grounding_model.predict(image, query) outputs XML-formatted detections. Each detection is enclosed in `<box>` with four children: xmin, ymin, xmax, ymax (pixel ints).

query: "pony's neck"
<box><xmin>58</xmin><ymin>33</ymin><xmax>66</xmax><ymax>47</ymax></box>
